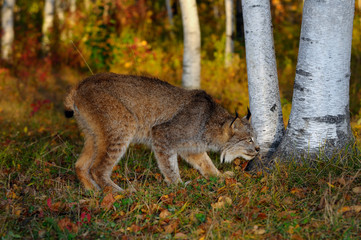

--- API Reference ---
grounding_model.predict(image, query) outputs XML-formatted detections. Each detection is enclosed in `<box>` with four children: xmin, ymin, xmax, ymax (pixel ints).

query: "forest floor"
<box><xmin>0</xmin><ymin>71</ymin><xmax>360</xmax><ymax>239</ymax></box>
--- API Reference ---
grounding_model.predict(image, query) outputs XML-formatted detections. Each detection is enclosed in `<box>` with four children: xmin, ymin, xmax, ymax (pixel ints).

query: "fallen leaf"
<box><xmin>101</xmin><ymin>193</ymin><xmax>115</xmax><ymax>210</ymax></box>
<box><xmin>225</xmin><ymin>178</ymin><xmax>237</xmax><ymax>185</ymax></box>
<box><xmin>352</xmin><ymin>187</ymin><xmax>361</xmax><ymax>194</ymax></box>
<box><xmin>159</xmin><ymin>209</ymin><xmax>171</xmax><ymax>219</ymax></box>
<box><xmin>252</xmin><ymin>225</ymin><xmax>266</xmax><ymax>235</ymax></box>
<box><xmin>58</xmin><ymin>218</ymin><xmax>79</xmax><ymax>233</ymax></box>
<box><xmin>174</xmin><ymin>232</ymin><xmax>188</xmax><ymax>239</ymax></box>
<box><xmin>164</xmin><ymin>220</ymin><xmax>179</xmax><ymax>233</ymax></box>
<box><xmin>233</xmin><ymin>158</ymin><xmax>241</xmax><ymax>166</ymax></box>
<box><xmin>211</xmin><ymin>196</ymin><xmax>232</xmax><ymax>210</ymax></box>
<box><xmin>338</xmin><ymin>205</ymin><xmax>361</xmax><ymax>214</ymax></box>
<box><xmin>260</xmin><ymin>186</ymin><xmax>268</xmax><ymax>193</ymax></box>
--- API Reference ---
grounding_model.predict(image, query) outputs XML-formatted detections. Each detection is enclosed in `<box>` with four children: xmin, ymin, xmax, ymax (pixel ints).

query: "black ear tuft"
<box><xmin>230</xmin><ymin>111</ymin><xmax>239</xmax><ymax>127</ymax></box>
<box><xmin>246</xmin><ymin>107</ymin><xmax>251</xmax><ymax>121</ymax></box>
<box><xmin>64</xmin><ymin>110</ymin><xmax>74</xmax><ymax>118</ymax></box>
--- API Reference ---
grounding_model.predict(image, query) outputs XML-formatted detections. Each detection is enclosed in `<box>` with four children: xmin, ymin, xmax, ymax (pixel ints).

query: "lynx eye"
<box><xmin>247</xmin><ymin>138</ymin><xmax>253</xmax><ymax>143</ymax></box>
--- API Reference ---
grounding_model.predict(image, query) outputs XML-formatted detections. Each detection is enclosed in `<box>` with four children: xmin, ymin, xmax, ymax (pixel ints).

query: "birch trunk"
<box><xmin>179</xmin><ymin>0</ymin><xmax>201</xmax><ymax>89</ymax></box>
<box><xmin>165</xmin><ymin>0</ymin><xmax>174</xmax><ymax>27</ymax></box>
<box><xmin>56</xmin><ymin>0</ymin><xmax>66</xmax><ymax>41</ymax></box>
<box><xmin>242</xmin><ymin>0</ymin><xmax>285</xmax><ymax>164</ymax></box>
<box><xmin>42</xmin><ymin>0</ymin><xmax>56</xmax><ymax>53</ymax></box>
<box><xmin>1</xmin><ymin>0</ymin><xmax>15</xmax><ymax>61</ymax></box>
<box><xmin>225</xmin><ymin>0</ymin><xmax>234</xmax><ymax>67</ymax></box>
<box><xmin>275</xmin><ymin>0</ymin><xmax>355</xmax><ymax>160</ymax></box>
<box><xmin>69</xmin><ymin>0</ymin><xmax>76</xmax><ymax>39</ymax></box>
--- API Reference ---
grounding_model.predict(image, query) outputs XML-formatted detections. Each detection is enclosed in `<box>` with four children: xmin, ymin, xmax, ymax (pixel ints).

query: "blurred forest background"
<box><xmin>0</xmin><ymin>0</ymin><xmax>361</xmax><ymax>140</ymax></box>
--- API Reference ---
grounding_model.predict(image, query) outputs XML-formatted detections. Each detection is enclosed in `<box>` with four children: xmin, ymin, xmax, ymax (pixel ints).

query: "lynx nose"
<box><xmin>255</xmin><ymin>146</ymin><xmax>260</xmax><ymax>152</ymax></box>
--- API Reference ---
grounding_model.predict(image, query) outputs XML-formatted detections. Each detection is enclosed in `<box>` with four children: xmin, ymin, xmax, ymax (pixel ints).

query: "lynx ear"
<box><xmin>230</xmin><ymin>111</ymin><xmax>239</xmax><ymax>128</ymax></box>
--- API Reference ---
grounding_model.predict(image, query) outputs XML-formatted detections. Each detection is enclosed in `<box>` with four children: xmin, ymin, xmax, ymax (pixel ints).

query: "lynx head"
<box><xmin>220</xmin><ymin>109</ymin><xmax>260</xmax><ymax>163</ymax></box>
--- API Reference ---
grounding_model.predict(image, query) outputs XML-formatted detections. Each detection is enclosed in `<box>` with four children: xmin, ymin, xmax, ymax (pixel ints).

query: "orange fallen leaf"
<box><xmin>101</xmin><ymin>193</ymin><xmax>115</xmax><ymax>210</ymax></box>
<box><xmin>164</xmin><ymin>221</ymin><xmax>179</xmax><ymax>233</ymax></box>
<box><xmin>58</xmin><ymin>217</ymin><xmax>79</xmax><ymax>233</ymax></box>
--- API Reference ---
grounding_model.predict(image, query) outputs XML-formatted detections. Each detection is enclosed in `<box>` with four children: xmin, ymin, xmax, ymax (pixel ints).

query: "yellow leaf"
<box><xmin>24</xmin><ymin>126</ymin><xmax>28</xmax><ymax>133</ymax></box>
<box><xmin>114</xmin><ymin>194</ymin><xmax>124</xmax><ymax>201</ymax></box>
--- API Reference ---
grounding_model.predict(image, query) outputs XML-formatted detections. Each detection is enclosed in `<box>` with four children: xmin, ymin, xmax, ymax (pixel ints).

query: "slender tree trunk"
<box><xmin>84</xmin><ymin>0</ymin><xmax>90</xmax><ymax>10</ymax></box>
<box><xmin>179</xmin><ymin>0</ymin><xmax>201</xmax><ymax>89</ymax></box>
<box><xmin>1</xmin><ymin>0</ymin><xmax>15</xmax><ymax>61</ymax></box>
<box><xmin>225</xmin><ymin>0</ymin><xmax>234</xmax><ymax>67</ymax></box>
<box><xmin>242</xmin><ymin>0</ymin><xmax>284</xmax><ymax>166</ymax></box>
<box><xmin>69</xmin><ymin>0</ymin><xmax>76</xmax><ymax>39</ymax></box>
<box><xmin>56</xmin><ymin>0</ymin><xmax>66</xmax><ymax>41</ymax></box>
<box><xmin>165</xmin><ymin>0</ymin><xmax>174</xmax><ymax>27</ymax></box>
<box><xmin>275</xmin><ymin>0</ymin><xmax>355</xmax><ymax>160</ymax></box>
<box><xmin>42</xmin><ymin>0</ymin><xmax>56</xmax><ymax>53</ymax></box>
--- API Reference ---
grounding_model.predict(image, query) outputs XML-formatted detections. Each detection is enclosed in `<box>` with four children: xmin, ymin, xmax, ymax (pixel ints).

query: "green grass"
<box><xmin>0</xmin><ymin>107</ymin><xmax>360</xmax><ymax>239</ymax></box>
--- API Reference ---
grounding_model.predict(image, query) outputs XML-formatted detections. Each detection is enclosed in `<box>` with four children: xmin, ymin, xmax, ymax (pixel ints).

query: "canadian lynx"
<box><xmin>64</xmin><ymin>73</ymin><xmax>259</xmax><ymax>192</ymax></box>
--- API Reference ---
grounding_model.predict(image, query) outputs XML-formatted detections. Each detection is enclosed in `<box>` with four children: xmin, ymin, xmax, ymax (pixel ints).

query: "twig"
<box><xmin>71</xmin><ymin>40</ymin><xmax>94</xmax><ymax>75</ymax></box>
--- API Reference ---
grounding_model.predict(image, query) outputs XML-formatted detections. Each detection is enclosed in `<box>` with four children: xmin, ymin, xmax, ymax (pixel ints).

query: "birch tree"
<box><xmin>42</xmin><ymin>0</ymin><xmax>56</xmax><ymax>53</ymax></box>
<box><xmin>1</xmin><ymin>0</ymin><xmax>16</xmax><ymax>61</ymax></box>
<box><xmin>242</xmin><ymin>0</ymin><xmax>284</xmax><ymax>166</ymax></box>
<box><xmin>275</xmin><ymin>0</ymin><xmax>355</xmax><ymax>160</ymax></box>
<box><xmin>179</xmin><ymin>0</ymin><xmax>201</xmax><ymax>89</ymax></box>
<box><xmin>225</xmin><ymin>0</ymin><xmax>234</xmax><ymax>67</ymax></box>
<box><xmin>69</xmin><ymin>0</ymin><xmax>76</xmax><ymax>39</ymax></box>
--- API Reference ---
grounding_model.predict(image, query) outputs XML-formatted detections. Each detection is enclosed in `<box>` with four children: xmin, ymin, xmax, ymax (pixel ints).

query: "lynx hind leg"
<box><xmin>89</xmin><ymin>122</ymin><xmax>135</xmax><ymax>193</ymax></box>
<box><xmin>180</xmin><ymin>152</ymin><xmax>221</xmax><ymax>178</ymax></box>
<box><xmin>75</xmin><ymin>128</ymin><xmax>100</xmax><ymax>191</ymax></box>
<box><xmin>77</xmin><ymin>95</ymin><xmax>136</xmax><ymax>192</ymax></box>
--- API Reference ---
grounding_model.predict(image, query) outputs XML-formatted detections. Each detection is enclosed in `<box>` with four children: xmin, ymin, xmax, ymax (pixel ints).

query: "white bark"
<box><xmin>1</xmin><ymin>0</ymin><xmax>15</xmax><ymax>61</ymax></box>
<box><xmin>179</xmin><ymin>0</ymin><xmax>201</xmax><ymax>89</ymax></box>
<box><xmin>165</xmin><ymin>0</ymin><xmax>174</xmax><ymax>27</ymax></box>
<box><xmin>56</xmin><ymin>0</ymin><xmax>66</xmax><ymax>41</ymax></box>
<box><xmin>276</xmin><ymin>0</ymin><xmax>355</xmax><ymax>159</ymax></box>
<box><xmin>225</xmin><ymin>0</ymin><xmax>234</xmax><ymax>67</ymax></box>
<box><xmin>42</xmin><ymin>0</ymin><xmax>56</xmax><ymax>53</ymax></box>
<box><xmin>242</xmin><ymin>0</ymin><xmax>284</xmax><ymax>158</ymax></box>
<box><xmin>69</xmin><ymin>0</ymin><xmax>76</xmax><ymax>38</ymax></box>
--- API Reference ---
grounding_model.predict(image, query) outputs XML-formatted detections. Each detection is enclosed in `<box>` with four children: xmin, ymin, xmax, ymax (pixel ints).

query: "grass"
<box><xmin>0</xmin><ymin>104</ymin><xmax>360</xmax><ymax>239</ymax></box>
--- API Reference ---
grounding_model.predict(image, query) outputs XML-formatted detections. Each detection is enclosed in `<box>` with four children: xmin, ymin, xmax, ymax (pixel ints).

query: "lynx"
<box><xmin>64</xmin><ymin>73</ymin><xmax>259</xmax><ymax>192</ymax></box>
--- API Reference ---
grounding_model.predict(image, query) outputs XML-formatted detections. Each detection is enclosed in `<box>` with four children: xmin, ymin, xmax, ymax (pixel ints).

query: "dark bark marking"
<box><xmin>251</xmin><ymin>5</ymin><xmax>261</xmax><ymax>8</ymax></box>
<box><xmin>301</xmin><ymin>37</ymin><xmax>318</xmax><ymax>44</ymax></box>
<box><xmin>296</xmin><ymin>69</ymin><xmax>312</xmax><ymax>77</ymax></box>
<box><xmin>303</xmin><ymin>114</ymin><xmax>346</xmax><ymax>124</ymax></box>
<box><xmin>270</xmin><ymin>104</ymin><xmax>276</xmax><ymax>112</ymax></box>
<box><xmin>298</xmin><ymin>98</ymin><xmax>305</xmax><ymax>101</ymax></box>
<box><xmin>294</xmin><ymin>82</ymin><xmax>304</xmax><ymax>92</ymax></box>
<box><xmin>345</xmin><ymin>73</ymin><xmax>350</xmax><ymax>78</ymax></box>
